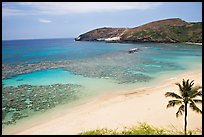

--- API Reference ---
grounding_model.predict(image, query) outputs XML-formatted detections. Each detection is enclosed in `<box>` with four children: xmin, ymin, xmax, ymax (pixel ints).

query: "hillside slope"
<box><xmin>75</xmin><ymin>18</ymin><xmax>202</xmax><ymax>43</ymax></box>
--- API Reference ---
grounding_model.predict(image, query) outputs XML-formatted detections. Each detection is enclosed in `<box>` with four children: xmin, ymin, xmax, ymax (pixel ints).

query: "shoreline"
<box><xmin>184</xmin><ymin>42</ymin><xmax>202</xmax><ymax>46</ymax></box>
<box><xmin>2</xmin><ymin>68</ymin><xmax>202</xmax><ymax>135</ymax></box>
<box><xmin>75</xmin><ymin>39</ymin><xmax>203</xmax><ymax>46</ymax></box>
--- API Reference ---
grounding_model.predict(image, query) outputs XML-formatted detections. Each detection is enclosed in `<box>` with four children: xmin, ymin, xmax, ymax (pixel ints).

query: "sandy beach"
<box><xmin>184</xmin><ymin>42</ymin><xmax>202</xmax><ymax>46</ymax></box>
<box><xmin>3</xmin><ymin>69</ymin><xmax>202</xmax><ymax>135</ymax></box>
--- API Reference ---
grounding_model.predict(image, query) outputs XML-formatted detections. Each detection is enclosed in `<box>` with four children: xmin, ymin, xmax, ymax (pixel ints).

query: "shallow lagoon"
<box><xmin>2</xmin><ymin>38</ymin><xmax>202</xmax><ymax>127</ymax></box>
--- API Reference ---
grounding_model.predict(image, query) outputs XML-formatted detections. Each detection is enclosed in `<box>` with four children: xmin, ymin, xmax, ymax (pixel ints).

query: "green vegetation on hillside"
<box><xmin>77</xmin><ymin>18</ymin><xmax>202</xmax><ymax>43</ymax></box>
<box><xmin>132</xmin><ymin>23</ymin><xmax>202</xmax><ymax>43</ymax></box>
<box><xmin>79</xmin><ymin>123</ymin><xmax>200</xmax><ymax>135</ymax></box>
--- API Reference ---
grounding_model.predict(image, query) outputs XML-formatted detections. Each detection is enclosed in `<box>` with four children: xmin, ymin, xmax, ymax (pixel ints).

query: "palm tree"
<box><xmin>165</xmin><ymin>79</ymin><xmax>202</xmax><ymax>135</ymax></box>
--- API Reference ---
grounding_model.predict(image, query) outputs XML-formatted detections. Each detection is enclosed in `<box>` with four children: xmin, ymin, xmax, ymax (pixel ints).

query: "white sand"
<box><xmin>3</xmin><ymin>69</ymin><xmax>202</xmax><ymax>135</ymax></box>
<box><xmin>97</xmin><ymin>36</ymin><xmax>121</xmax><ymax>41</ymax></box>
<box><xmin>184</xmin><ymin>42</ymin><xmax>202</xmax><ymax>46</ymax></box>
<box><xmin>104</xmin><ymin>37</ymin><xmax>121</xmax><ymax>41</ymax></box>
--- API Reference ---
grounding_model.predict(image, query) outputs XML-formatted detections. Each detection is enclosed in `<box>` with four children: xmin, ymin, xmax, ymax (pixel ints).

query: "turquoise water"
<box><xmin>3</xmin><ymin>69</ymin><xmax>85</xmax><ymax>86</ymax></box>
<box><xmin>2</xmin><ymin>38</ymin><xmax>202</xmax><ymax>99</ymax></box>
<box><xmin>3</xmin><ymin>68</ymin><xmax>135</xmax><ymax>95</ymax></box>
<box><xmin>2</xmin><ymin>38</ymin><xmax>202</xmax><ymax>127</ymax></box>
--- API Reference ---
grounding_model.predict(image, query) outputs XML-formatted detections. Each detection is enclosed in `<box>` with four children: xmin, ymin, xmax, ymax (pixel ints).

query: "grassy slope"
<box><xmin>132</xmin><ymin>23</ymin><xmax>202</xmax><ymax>43</ymax></box>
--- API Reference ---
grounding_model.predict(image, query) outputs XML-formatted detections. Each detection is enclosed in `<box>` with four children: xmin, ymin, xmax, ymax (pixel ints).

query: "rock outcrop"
<box><xmin>75</xmin><ymin>18</ymin><xmax>202</xmax><ymax>43</ymax></box>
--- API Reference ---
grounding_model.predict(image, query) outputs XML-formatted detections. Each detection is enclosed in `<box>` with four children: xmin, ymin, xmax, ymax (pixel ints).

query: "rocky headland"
<box><xmin>75</xmin><ymin>18</ymin><xmax>202</xmax><ymax>43</ymax></box>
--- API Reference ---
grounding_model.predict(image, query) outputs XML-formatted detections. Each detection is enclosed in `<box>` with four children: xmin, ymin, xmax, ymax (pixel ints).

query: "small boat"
<box><xmin>128</xmin><ymin>48</ymin><xmax>139</xmax><ymax>53</ymax></box>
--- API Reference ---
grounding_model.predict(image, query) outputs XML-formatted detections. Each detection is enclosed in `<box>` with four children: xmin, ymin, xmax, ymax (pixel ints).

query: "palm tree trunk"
<box><xmin>184</xmin><ymin>102</ymin><xmax>187</xmax><ymax>135</ymax></box>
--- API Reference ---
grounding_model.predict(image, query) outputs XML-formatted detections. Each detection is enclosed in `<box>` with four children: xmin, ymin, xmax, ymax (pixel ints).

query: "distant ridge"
<box><xmin>75</xmin><ymin>18</ymin><xmax>202</xmax><ymax>43</ymax></box>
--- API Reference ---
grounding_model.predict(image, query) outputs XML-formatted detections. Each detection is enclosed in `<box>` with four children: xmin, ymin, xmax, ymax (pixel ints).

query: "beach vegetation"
<box><xmin>79</xmin><ymin>122</ymin><xmax>200</xmax><ymax>135</ymax></box>
<box><xmin>165</xmin><ymin>79</ymin><xmax>202</xmax><ymax>135</ymax></box>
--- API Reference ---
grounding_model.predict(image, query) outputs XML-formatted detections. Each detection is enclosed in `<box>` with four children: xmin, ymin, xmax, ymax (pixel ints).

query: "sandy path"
<box><xmin>3</xmin><ymin>69</ymin><xmax>202</xmax><ymax>135</ymax></box>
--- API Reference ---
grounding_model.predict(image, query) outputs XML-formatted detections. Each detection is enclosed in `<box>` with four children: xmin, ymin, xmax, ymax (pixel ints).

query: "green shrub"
<box><xmin>79</xmin><ymin>123</ymin><xmax>200</xmax><ymax>135</ymax></box>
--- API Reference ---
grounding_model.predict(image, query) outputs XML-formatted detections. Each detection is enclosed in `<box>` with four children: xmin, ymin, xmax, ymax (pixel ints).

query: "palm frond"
<box><xmin>167</xmin><ymin>100</ymin><xmax>183</xmax><ymax>108</ymax></box>
<box><xmin>192</xmin><ymin>99</ymin><xmax>202</xmax><ymax>104</ymax></box>
<box><xmin>176</xmin><ymin>105</ymin><xmax>184</xmax><ymax>117</ymax></box>
<box><xmin>182</xmin><ymin>79</ymin><xmax>186</xmax><ymax>87</ymax></box>
<box><xmin>190</xmin><ymin>80</ymin><xmax>194</xmax><ymax>87</ymax></box>
<box><xmin>189</xmin><ymin>87</ymin><xmax>202</xmax><ymax>98</ymax></box>
<box><xmin>182</xmin><ymin>79</ymin><xmax>195</xmax><ymax>95</ymax></box>
<box><xmin>178</xmin><ymin>83</ymin><xmax>186</xmax><ymax>97</ymax></box>
<box><xmin>189</xmin><ymin>100</ymin><xmax>202</xmax><ymax>114</ymax></box>
<box><xmin>165</xmin><ymin>92</ymin><xmax>182</xmax><ymax>99</ymax></box>
<box><xmin>186</xmin><ymin>79</ymin><xmax>189</xmax><ymax>87</ymax></box>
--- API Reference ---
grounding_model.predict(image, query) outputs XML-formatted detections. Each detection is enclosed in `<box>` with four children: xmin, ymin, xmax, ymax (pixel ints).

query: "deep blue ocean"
<box><xmin>2</xmin><ymin>38</ymin><xmax>202</xmax><ymax>65</ymax></box>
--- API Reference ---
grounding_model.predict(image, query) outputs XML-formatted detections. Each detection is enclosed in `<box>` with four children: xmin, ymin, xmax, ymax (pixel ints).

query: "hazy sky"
<box><xmin>2</xmin><ymin>2</ymin><xmax>202</xmax><ymax>40</ymax></box>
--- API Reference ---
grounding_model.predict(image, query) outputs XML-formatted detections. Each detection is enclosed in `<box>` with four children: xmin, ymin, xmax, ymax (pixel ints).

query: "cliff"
<box><xmin>75</xmin><ymin>18</ymin><xmax>202</xmax><ymax>43</ymax></box>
